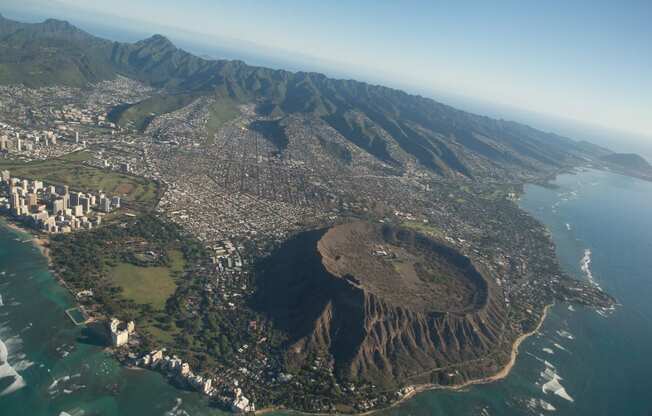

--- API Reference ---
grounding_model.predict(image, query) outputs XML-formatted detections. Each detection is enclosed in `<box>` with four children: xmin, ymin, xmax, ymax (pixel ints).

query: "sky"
<box><xmin>2</xmin><ymin>0</ymin><xmax>651</xmax><ymax>142</ymax></box>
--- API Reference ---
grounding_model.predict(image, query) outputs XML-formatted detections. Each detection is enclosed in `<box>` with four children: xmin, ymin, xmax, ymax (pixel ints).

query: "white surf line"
<box><xmin>580</xmin><ymin>248</ymin><xmax>602</xmax><ymax>290</ymax></box>
<box><xmin>0</xmin><ymin>336</ymin><xmax>26</xmax><ymax>396</ymax></box>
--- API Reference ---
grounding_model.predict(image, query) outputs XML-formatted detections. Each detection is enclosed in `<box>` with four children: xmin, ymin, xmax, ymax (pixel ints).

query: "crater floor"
<box><xmin>318</xmin><ymin>221</ymin><xmax>488</xmax><ymax>314</ymax></box>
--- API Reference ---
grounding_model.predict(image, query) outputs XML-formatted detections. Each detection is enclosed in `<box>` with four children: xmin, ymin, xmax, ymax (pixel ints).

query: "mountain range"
<box><xmin>0</xmin><ymin>13</ymin><xmax>615</xmax><ymax>179</ymax></box>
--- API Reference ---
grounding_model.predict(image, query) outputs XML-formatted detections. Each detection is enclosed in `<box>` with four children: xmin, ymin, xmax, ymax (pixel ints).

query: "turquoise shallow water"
<box><xmin>0</xmin><ymin>221</ymin><xmax>226</xmax><ymax>416</ymax></box>
<box><xmin>1</xmin><ymin>168</ymin><xmax>652</xmax><ymax>415</ymax></box>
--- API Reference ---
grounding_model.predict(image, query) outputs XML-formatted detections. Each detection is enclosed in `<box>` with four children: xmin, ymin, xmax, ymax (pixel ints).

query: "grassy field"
<box><xmin>111</xmin><ymin>94</ymin><xmax>199</xmax><ymax>131</ymax></box>
<box><xmin>107</xmin><ymin>249</ymin><xmax>184</xmax><ymax>310</ymax></box>
<box><xmin>0</xmin><ymin>151</ymin><xmax>160</xmax><ymax>209</ymax></box>
<box><xmin>205</xmin><ymin>98</ymin><xmax>239</xmax><ymax>142</ymax></box>
<box><xmin>401</xmin><ymin>220</ymin><xmax>446</xmax><ymax>240</ymax></box>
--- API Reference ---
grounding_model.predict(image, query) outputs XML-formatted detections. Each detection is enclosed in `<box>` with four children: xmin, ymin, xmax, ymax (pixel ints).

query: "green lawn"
<box><xmin>0</xmin><ymin>152</ymin><xmax>160</xmax><ymax>209</ymax></box>
<box><xmin>113</xmin><ymin>94</ymin><xmax>199</xmax><ymax>131</ymax></box>
<box><xmin>401</xmin><ymin>220</ymin><xmax>446</xmax><ymax>240</ymax></box>
<box><xmin>107</xmin><ymin>250</ymin><xmax>184</xmax><ymax>309</ymax></box>
<box><xmin>205</xmin><ymin>98</ymin><xmax>239</xmax><ymax>142</ymax></box>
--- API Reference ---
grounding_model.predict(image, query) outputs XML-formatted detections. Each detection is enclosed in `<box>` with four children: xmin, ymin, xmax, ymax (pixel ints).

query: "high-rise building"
<box><xmin>10</xmin><ymin>190</ymin><xmax>21</xmax><ymax>210</ymax></box>
<box><xmin>73</xmin><ymin>205</ymin><xmax>84</xmax><ymax>217</ymax></box>
<box><xmin>26</xmin><ymin>193</ymin><xmax>37</xmax><ymax>207</ymax></box>
<box><xmin>34</xmin><ymin>210</ymin><xmax>49</xmax><ymax>221</ymax></box>
<box><xmin>16</xmin><ymin>138</ymin><xmax>22</xmax><ymax>152</ymax></box>
<box><xmin>62</xmin><ymin>185</ymin><xmax>70</xmax><ymax>211</ymax></box>
<box><xmin>100</xmin><ymin>197</ymin><xmax>112</xmax><ymax>213</ymax></box>
<box><xmin>79</xmin><ymin>196</ymin><xmax>90</xmax><ymax>213</ymax></box>
<box><xmin>111</xmin><ymin>196</ymin><xmax>121</xmax><ymax>209</ymax></box>
<box><xmin>52</xmin><ymin>198</ymin><xmax>65</xmax><ymax>214</ymax></box>
<box><xmin>70</xmin><ymin>192</ymin><xmax>81</xmax><ymax>206</ymax></box>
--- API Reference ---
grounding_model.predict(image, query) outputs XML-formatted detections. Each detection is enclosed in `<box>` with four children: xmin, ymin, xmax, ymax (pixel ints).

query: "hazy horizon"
<box><xmin>2</xmin><ymin>1</ymin><xmax>651</xmax><ymax>152</ymax></box>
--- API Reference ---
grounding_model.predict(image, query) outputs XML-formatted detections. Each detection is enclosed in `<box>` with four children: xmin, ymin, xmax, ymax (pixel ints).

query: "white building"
<box><xmin>109</xmin><ymin>318</ymin><xmax>132</xmax><ymax>347</ymax></box>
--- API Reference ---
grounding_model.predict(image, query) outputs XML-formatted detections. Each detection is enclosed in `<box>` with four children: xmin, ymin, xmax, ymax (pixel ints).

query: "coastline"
<box><xmin>1</xmin><ymin>218</ymin><xmax>51</xmax><ymax>262</ymax></box>
<box><xmin>357</xmin><ymin>303</ymin><xmax>553</xmax><ymax>415</ymax></box>
<box><xmin>256</xmin><ymin>303</ymin><xmax>553</xmax><ymax>416</ymax></box>
<box><xmin>396</xmin><ymin>303</ymin><xmax>551</xmax><ymax>398</ymax></box>
<box><xmin>0</xmin><ymin>218</ymin><xmax>554</xmax><ymax>416</ymax></box>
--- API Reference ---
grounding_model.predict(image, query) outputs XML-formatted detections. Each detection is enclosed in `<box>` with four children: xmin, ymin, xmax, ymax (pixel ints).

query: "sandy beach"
<box><xmin>376</xmin><ymin>303</ymin><xmax>553</xmax><ymax>413</ymax></box>
<box><xmin>2</xmin><ymin>219</ymin><xmax>51</xmax><ymax>262</ymax></box>
<box><xmin>1</xmin><ymin>217</ymin><xmax>552</xmax><ymax>416</ymax></box>
<box><xmin>255</xmin><ymin>304</ymin><xmax>553</xmax><ymax>416</ymax></box>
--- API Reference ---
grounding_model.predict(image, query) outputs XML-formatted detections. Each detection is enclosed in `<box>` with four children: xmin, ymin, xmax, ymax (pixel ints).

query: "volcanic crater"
<box><xmin>318</xmin><ymin>221</ymin><xmax>488</xmax><ymax>314</ymax></box>
<box><xmin>254</xmin><ymin>221</ymin><xmax>508</xmax><ymax>387</ymax></box>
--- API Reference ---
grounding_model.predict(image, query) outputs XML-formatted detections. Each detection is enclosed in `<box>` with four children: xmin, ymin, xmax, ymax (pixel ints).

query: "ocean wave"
<box><xmin>165</xmin><ymin>398</ymin><xmax>191</xmax><ymax>416</ymax></box>
<box><xmin>49</xmin><ymin>373</ymin><xmax>84</xmax><ymax>395</ymax></box>
<box><xmin>525</xmin><ymin>397</ymin><xmax>556</xmax><ymax>412</ymax></box>
<box><xmin>14</xmin><ymin>358</ymin><xmax>34</xmax><ymax>372</ymax></box>
<box><xmin>541</xmin><ymin>366</ymin><xmax>574</xmax><ymax>402</ymax></box>
<box><xmin>556</xmin><ymin>329</ymin><xmax>575</xmax><ymax>340</ymax></box>
<box><xmin>553</xmin><ymin>342</ymin><xmax>569</xmax><ymax>352</ymax></box>
<box><xmin>580</xmin><ymin>249</ymin><xmax>602</xmax><ymax>290</ymax></box>
<box><xmin>0</xmin><ymin>337</ymin><xmax>26</xmax><ymax>396</ymax></box>
<box><xmin>58</xmin><ymin>409</ymin><xmax>85</xmax><ymax>416</ymax></box>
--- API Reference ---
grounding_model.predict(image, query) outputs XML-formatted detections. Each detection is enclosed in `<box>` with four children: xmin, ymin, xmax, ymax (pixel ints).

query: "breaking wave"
<box><xmin>0</xmin><ymin>335</ymin><xmax>26</xmax><ymax>396</ymax></box>
<box><xmin>540</xmin><ymin>361</ymin><xmax>574</xmax><ymax>402</ymax></box>
<box><xmin>580</xmin><ymin>249</ymin><xmax>601</xmax><ymax>290</ymax></box>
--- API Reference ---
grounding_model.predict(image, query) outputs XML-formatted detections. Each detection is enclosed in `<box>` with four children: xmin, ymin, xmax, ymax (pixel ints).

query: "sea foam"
<box><xmin>541</xmin><ymin>366</ymin><xmax>574</xmax><ymax>402</ymax></box>
<box><xmin>0</xmin><ymin>336</ymin><xmax>26</xmax><ymax>396</ymax></box>
<box><xmin>580</xmin><ymin>248</ymin><xmax>602</xmax><ymax>290</ymax></box>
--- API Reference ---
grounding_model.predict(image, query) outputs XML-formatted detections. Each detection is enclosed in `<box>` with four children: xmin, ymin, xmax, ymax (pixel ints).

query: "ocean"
<box><xmin>1</xmin><ymin>167</ymin><xmax>651</xmax><ymax>415</ymax></box>
<box><xmin>0</xmin><ymin>221</ymin><xmax>226</xmax><ymax>416</ymax></box>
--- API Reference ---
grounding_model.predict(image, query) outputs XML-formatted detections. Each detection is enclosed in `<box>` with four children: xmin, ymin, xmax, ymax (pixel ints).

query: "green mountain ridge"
<box><xmin>0</xmin><ymin>14</ymin><xmax>616</xmax><ymax>178</ymax></box>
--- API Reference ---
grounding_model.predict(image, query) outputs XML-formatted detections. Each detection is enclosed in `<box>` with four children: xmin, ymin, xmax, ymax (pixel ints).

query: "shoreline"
<box><xmin>382</xmin><ymin>303</ymin><xmax>552</xmax><ymax>412</ymax></box>
<box><xmin>256</xmin><ymin>304</ymin><xmax>553</xmax><ymax>416</ymax></box>
<box><xmin>1</xmin><ymin>218</ymin><xmax>52</xmax><ymax>262</ymax></box>
<box><xmin>0</xmin><ymin>218</ymin><xmax>553</xmax><ymax>416</ymax></box>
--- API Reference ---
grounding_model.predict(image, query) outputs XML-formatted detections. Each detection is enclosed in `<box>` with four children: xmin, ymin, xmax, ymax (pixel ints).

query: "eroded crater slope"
<box><xmin>254</xmin><ymin>221</ymin><xmax>509</xmax><ymax>387</ymax></box>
